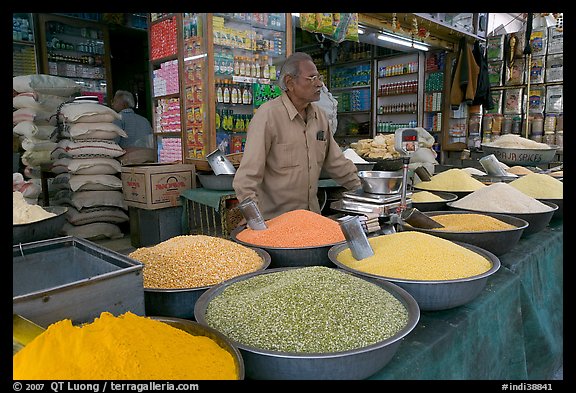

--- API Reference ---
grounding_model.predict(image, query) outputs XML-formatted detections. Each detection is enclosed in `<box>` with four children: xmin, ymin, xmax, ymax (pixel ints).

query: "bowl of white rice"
<box><xmin>481</xmin><ymin>134</ymin><xmax>557</xmax><ymax>166</ymax></box>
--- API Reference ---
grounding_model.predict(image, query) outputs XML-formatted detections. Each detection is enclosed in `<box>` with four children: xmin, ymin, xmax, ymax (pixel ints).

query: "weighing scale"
<box><xmin>331</xmin><ymin>128</ymin><xmax>420</xmax><ymax>220</ymax></box>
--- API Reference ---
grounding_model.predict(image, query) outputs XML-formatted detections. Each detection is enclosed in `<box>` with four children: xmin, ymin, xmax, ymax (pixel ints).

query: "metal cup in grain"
<box><xmin>238</xmin><ymin>198</ymin><xmax>267</xmax><ymax>230</ymax></box>
<box><xmin>338</xmin><ymin>216</ymin><xmax>374</xmax><ymax>261</ymax></box>
<box><xmin>479</xmin><ymin>154</ymin><xmax>508</xmax><ymax>177</ymax></box>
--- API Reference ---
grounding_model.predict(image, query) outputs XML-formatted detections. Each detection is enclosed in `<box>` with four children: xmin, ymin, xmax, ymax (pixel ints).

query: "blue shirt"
<box><xmin>114</xmin><ymin>108</ymin><xmax>153</xmax><ymax>149</ymax></box>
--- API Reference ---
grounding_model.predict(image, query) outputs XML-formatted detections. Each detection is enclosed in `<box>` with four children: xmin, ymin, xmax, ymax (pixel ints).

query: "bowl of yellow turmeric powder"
<box><xmin>398</xmin><ymin>211</ymin><xmax>529</xmax><ymax>256</ymax></box>
<box><xmin>328</xmin><ymin>231</ymin><xmax>501</xmax><ymax>311</ymax></box>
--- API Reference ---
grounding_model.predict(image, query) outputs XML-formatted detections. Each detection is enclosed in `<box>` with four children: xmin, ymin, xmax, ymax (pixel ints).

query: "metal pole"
<box><xmin>524</xmin><ymin>52</ymin><xmax>532</xmax><ymax>139</ymax></box>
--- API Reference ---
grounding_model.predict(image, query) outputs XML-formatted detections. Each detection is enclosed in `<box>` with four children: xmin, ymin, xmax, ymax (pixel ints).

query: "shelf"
<box><xmin>153</xmin><ymin>92</ymin><xmax>180</xmax><ymax>100</ymax></box>
<box><xmin>377</xmin><ymin>92</ymin><xmax>417</xmax><ymax>97</ymax></box>
<box><xmin>378</xmin><ymin>71</ymin><xmax>418</xmax><ymax>79</ymax></box>
<box><xmin>338</xmin><ymin>110</ymin><xmax>371</xmax><ymax>115</ymax></box>
<box><xmin>331</xmin><ymin>85</ymin><xmax>370</xmax><ymax>91</ymax></box>
<box><xmin>377</xmin><ymin>112</ymin><xmax>417</xmax><ymax>116</ymax></box>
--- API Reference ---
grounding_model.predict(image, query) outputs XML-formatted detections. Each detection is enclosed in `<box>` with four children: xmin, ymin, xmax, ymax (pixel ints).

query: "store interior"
<box><xmin>12</xmin><ymin>12</ymin><xmax>563</xmax><ymax>381</ymax></box>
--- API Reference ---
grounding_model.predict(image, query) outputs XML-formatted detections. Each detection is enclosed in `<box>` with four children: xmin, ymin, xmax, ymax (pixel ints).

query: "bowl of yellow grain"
<box><xmin>410</xmin><ymin>190</ymin><xmax>458</xmax><ymax>212</ymax></box>
<box><xmin>328</xmin><ymin>231</ymin><xmax>501</xmax><ymax>311</ymax></box>
<box><xmin>398</xmin><ymin>211</ymin><xmax>529</xmax><ymax>256</ymax></box>
<box><xmin>128</xmin><ymin>235</ymin><xmax>271</xmax><ymax>320</ymax></box>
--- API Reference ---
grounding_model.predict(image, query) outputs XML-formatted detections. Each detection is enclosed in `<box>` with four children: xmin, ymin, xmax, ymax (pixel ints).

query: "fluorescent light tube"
<box><xmin>377</xmin><ymin>34</ymin><xmax>429</xmax><ymax>51</ymax></box>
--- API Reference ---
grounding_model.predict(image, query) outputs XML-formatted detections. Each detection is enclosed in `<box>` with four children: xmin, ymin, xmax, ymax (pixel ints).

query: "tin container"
<box><xmin>13</xmin><ymin>236</ymin><xmax>145</xmax><ymax>327</ymax></box>
<box><xmin>206</xmin><ymin>148</ymin><xmax>236</xmax><ymax>175</ymax></box>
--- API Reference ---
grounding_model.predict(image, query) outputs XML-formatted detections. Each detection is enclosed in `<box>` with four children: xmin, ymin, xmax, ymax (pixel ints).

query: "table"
<box><xmin>369</xmin><ymin>218</ymin><xmax>563</xmax><ymax>380</ymax></box>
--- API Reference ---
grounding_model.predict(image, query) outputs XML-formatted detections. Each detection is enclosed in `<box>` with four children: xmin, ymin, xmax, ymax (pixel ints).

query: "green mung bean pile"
<box><xmin>204</xmin><ymin>266</ymin><xmax>409</xmax><ymax>353</ymax></box>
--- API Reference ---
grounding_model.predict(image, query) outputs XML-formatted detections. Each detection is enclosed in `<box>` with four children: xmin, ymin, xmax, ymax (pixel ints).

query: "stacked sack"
<box><xmin>13</xmin><ymin>74</ymin><xmax>81</xmax><ymax>203</ymax></box>
<box><xmin>49</xmin><ymin>100</ymin><xmax>130</xmax><ymax>240</ymax></box>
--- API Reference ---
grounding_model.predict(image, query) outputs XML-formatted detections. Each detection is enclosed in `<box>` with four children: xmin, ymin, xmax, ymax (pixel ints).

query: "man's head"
<box><xmin>112</xmin><ymin>90</ymin><xmax>135</xmax><ymax>112</ymax></box>
<box><xmin>279</xmin><ymin>52</ymin><xmax>323</xmax><ymax>107</ymax></box>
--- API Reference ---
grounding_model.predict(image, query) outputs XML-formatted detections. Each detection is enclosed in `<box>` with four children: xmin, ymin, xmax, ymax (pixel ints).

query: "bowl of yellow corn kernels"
<box><xmin>397</xmin><ymin>210</ymin><xmax>529</xmax><ymax>256</ymax></box>
<box><xmin>327</xmin><ymin>231</ymin><xmax>501</xmax><ymax>311</ymax></box>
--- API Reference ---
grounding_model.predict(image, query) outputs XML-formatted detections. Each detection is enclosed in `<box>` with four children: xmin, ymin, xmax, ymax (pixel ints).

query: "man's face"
<box><xmin>288</xmin><ymin>60</ymin><xmax>323</xmax><ymax>103</ymax></box>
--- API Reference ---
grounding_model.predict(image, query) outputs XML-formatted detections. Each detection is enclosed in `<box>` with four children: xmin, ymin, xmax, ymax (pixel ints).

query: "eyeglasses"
<box><xmin>300</xmin><ymin>74</ymin><xmax>324</xmax><ymax>83</ymax></box>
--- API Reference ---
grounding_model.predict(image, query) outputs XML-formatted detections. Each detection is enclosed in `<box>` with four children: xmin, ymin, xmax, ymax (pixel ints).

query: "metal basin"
<box><xmin>446</xmin><ymin>200</ymin><xmax>557</xmax><ymax>236</ymax></box>
<box><xmin>398</xmin><ymin>210</ymin><xmax>528</xmax><ymax>256</ymax></box>
<box><xmin>328</xmin><ymin>241</ymin><xmax>501</xmax><ymax>311</ymax></box>
<box><xmin>481</xmin><ymin>145</ymin><xmax>558</xmax><ymax>166</ymax></box>
<box><xmin>197</xmin><ymin>173</ymin><xmax>235</xmax><ymax>190</ymax></box>
<box><xmin>358</xmin><ymin>170</ymin><xmax>403</xmax><ymax>194</ymax></box>
<box><xmin>144</xmin><ymin>247</ymin><xmax>270</xmax><ymax>319</ymax></box>
<box><xmin>410</xmin><ymin>191</ymin><xmax>458</xmax><ymax>212</ymax></box>
<box><xmin>194</xmin><ymin>267</ymin><xmax>420</xmax><ymax>380</ymax></box>
<box><xmin>150</xmin><ymin>316</ymin><xmax>245</xmax><ymax>380</ymax></box>
<box><xmin>230</xmin><ymin>226</ymin><xmax>342</xmax><ymax>268</ymax></box>
<box><xmin>13</xmin><ymin>206</ymin><xmax>68</xmax><ymax>245</ymax></box>
<box><xmin>539</xmin><ymin>198</ymin><xmax>562</xmax><ymax>219</ymax></box>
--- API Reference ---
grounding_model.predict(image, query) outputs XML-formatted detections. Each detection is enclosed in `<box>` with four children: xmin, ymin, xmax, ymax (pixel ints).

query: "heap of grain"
<box><xmin>128</xmin><ymin>235</ymin><xmax>264</xmax><ymax>289</ymax></box>
<box><xmin>414</xmin><ymin>168</ymin><xmax>486</xmax><ymax>192</ymax></box>
<box><xmin>419</xmin><ymin>213</ymin><xmax>517</xmax><ymax>232</ymax></box>
<box><xmin>204</xmin><ymin>266</ymin><xmax>408</xmax><ymax>353</ymax></box>
<box><xmin>483</xmin><ymin>134</ymin><xmax>553</xmax><ymax>149</ymax></box>
<box><xmin>336</xmin><ymin>231</ymin><xmax>492</xmax><ymax>280</ymax></box>
<box><xmin>13</xmin><ymin>191</ymin><xmax>56</xmax><ymax>224</ymax></box>
<box><xmin>508</xmin><ymin>173</ymin><xmax>563</xmax><ymax>199</ymax></box>
<box><xmin>411</xmin><ymin>190</ymin><xmax>447</xmax><ymax>203</ymax></box>
<box><xmin>450</xmin><ymin>182</ymin><xmax>554</xmax><ymax>213</ymax></box>
<box><xmin>236</xmin><ymin>209</ymin><xmax>345</xmax><ymax>248</ymax></box>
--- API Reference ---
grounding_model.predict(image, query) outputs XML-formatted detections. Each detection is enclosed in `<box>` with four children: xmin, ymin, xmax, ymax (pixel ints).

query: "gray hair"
<box><xmin>278</xmin><ymin>52</ymin><xmax>314</xmax><ymax>91</ymax></box>
<box><xmin>114</xmin><ymin>90</ymin><xmax>135</xmax><ymax>108</ymax></box>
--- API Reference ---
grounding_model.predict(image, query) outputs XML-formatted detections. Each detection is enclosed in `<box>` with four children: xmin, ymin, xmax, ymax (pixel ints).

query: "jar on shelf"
<box><xmin>555</xmin><ymin>131</ymin><xmax>563</xmax><ymax>148</ymax></box>
<box><xmin>531</xmin><ymin>114</ymin><xmax>544</xmax><ymax>136</ymax></box>
<box><xmin>555</xmin><ymin>113</ymin><xmax>563</xmax><ymax>131</ymax></box>
<box><xmin>482</xmin><ymin>114</ymin><xmax>493</xmax><ymax>133</ymax></box>
<box><xmin>500</xmin><ymin>115</ymin><xmax>512</xmax><ymax>134</ymax></box>
<box><xmin>511</xmin><ymin>116</ymin><xmax>522</xmax><ymax>134</ymax></box>
<box><xmin>492</xmin><ymin>114</ymin><xmax>503</xmax><ymax>135</ymax></box>
<box><xmin>543</xmin><ymin>132</ymin><xmax>555</xmax><ymax>145</ymax></box>
<box><xmin>544</xmin><ymin>113</ymin><xmax>557</xmax><ymax>133</ymax></box>
<box><xmin>468</xmin><ymin>114</ymin><xmax>481</xmax><ymax>134</ymax></box>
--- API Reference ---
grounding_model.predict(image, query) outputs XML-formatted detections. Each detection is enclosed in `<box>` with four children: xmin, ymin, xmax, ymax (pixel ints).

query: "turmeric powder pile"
<box><xmin>13</xmin><ymin>312</ymin><xmax>239</xmax><ymax>380</ymax></box>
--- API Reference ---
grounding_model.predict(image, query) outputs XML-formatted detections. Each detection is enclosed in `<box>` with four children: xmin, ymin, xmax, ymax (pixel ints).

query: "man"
<box><xmin>111</xmin><ymin>90</ymin><xmax>154</xmax><ymax>150</ymax></box>
<box><xmin>233</xmin><ymin>52</ymin><xmax>361</xmax><ymax>220</ymax></box>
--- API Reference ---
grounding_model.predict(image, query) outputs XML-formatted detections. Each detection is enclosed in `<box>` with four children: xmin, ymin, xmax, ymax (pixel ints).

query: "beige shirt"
<box><xmin>233</xmin><ymin>92</ymin><xmax>361</xmax><ymax>220</ymax></box>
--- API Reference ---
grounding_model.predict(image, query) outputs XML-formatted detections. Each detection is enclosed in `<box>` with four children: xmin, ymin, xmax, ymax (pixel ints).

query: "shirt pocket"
<box><xmin>314</xmin><ymin>139</ymin><xmax>328</xmax><ymax>166</ymax></box>
<box><xmin>274</xmin><ymin>143</ymin><xmax>300</xmax><ymax>168</ymax></box>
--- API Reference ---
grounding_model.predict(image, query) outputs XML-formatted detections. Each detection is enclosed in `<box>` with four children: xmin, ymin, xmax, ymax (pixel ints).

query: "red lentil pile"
<box><xmin>236</xmin><ymin>209</ymin><xmax>345</xmax><ymax>248</ymax></box>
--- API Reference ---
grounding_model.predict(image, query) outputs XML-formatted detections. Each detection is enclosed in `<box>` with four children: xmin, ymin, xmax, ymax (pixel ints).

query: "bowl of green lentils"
<box><xmin>194</xmin><ymin>266</ymin><xmax>420</xmax><ymax>380</ymax></box>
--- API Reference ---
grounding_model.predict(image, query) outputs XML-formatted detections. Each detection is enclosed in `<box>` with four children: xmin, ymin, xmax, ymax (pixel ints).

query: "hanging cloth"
<box><xmin>472</xmin><ymin>40</ymin><xmax>494</xmax><ymax>110</ymax></box>
<box><xmin>450</xmin><ymin>37</ymin><xmax>480</xmax><ymax>109</ymax></box>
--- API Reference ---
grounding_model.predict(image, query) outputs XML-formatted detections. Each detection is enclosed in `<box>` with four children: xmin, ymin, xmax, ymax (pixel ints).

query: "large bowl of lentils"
<box><xmin>194</xmin><ymin>266</ymin><xmax>420</xmax><ymax>380</ymax></box>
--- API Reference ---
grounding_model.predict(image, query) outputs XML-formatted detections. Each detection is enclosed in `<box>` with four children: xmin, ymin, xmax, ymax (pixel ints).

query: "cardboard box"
<box><xmin>13</xmin><ymin>236</ymin><xmax>145</xmax><ymax>327</ymax></box>
<box><xmin>121</xmin><ymin>163</ymin><xmax>196</xmax><ymax>210</ymax></box>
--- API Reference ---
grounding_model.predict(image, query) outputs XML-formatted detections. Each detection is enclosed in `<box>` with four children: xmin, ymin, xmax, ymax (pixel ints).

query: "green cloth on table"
<box><xmin>180</xmin><ymin>188</ymin><xmax>236</xmax><ymax>212</ymax></box>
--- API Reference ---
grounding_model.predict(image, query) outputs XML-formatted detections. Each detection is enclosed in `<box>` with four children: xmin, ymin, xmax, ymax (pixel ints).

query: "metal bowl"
<box><xmin>410</xmin><ymin>191</ymin><xmax>458</xmax><ymax>212</ymax></box>
<box><xmin>358</xmin><ymin>170</ymin><xmax>403</xmax><ymax>194</ymax></box>
<box><xmin>151</xmin><ymin>316</ymin><xmax>245</xmax><ymax>380</ymax></box>
<box><xmin>230</xmin><ymin>226</ymin><xmax>342</xmax><ymax>268</ymax></box>
<box><xmin>194</xmin><ymin>267</ymin><xmax>420</xmax><ymax>380</ymax></box>
<box><xmin>539</xmin><ymin>198</ymin><xmax>563</xmax><ymax>219</ymax></box>
<box><xmin>144</xmin><ymin>247</ymin><xmax>271</xmax><ymax>319</ymax></box>
<box><xmin>197</xmin><ymin>173</ymin><xmax>235</xmax><ymax>190</ymax></box>
<box><xmin>398</xmin><ymin>210</ymin><xmax>528</xmax><ymax>256</ymax></box>
<box><xmin>13</xmin><ymin>206</ymin><xmax>68</xmax><ymax>245</ymax></box>
<box><xmin>320</xmin><ymin>162</ymin><xmax>375</xmax><ymax>179</ymax></box>
<box><xmin>328</xmin><ymin>241</ymin><xmax>501</xmax><ymax>311</ymax></box>
<box><xmin>446</xmin><ymin>200</ymin><xmax>558</xmax><ymax>236</ymax></box>
<box><xmin>481</xmin><ymin>145</ymin><xmax>558</xmax><ymax>166</ymax></box>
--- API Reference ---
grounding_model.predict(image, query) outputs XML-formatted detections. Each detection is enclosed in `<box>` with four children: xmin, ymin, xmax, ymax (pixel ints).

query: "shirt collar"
<box><xmin>281</xmin><ymin>92</ymin><xmax>318</xmax><ymax>121</ymax></box>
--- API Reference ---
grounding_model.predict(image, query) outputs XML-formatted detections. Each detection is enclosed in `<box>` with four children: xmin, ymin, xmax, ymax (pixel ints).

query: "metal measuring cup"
<box><xmin>238</xmin><ymin>197</ymin><xmax>267</xmax><ymax>230</ymax></box>
<box><xmin>338</xmin><ymin>215</ymin><xmax>374</xmax><ymax>261</ymax></box>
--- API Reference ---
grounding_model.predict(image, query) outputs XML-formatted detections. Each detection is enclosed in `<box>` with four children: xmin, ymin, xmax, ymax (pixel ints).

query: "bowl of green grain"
<box><xmin>194</xmin><ymin>266</ymin><xmax>420</xmax><ymax>380</ymax></box>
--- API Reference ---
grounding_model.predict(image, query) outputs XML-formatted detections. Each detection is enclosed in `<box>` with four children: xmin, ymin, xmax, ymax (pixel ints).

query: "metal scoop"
<box><xmin>13</xmin><ymin>314</ymin><xmax>45</xmax><ymax>355</ymax></box>
<box><xmin>401</xmin><ymin>207</ymin><xmax>445</xmax><ymax>229</ymax></box>
<box><xmin>338</xmin><ymin>216</ymin><xmax>374</xmax><ymax>261</ymax></box>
